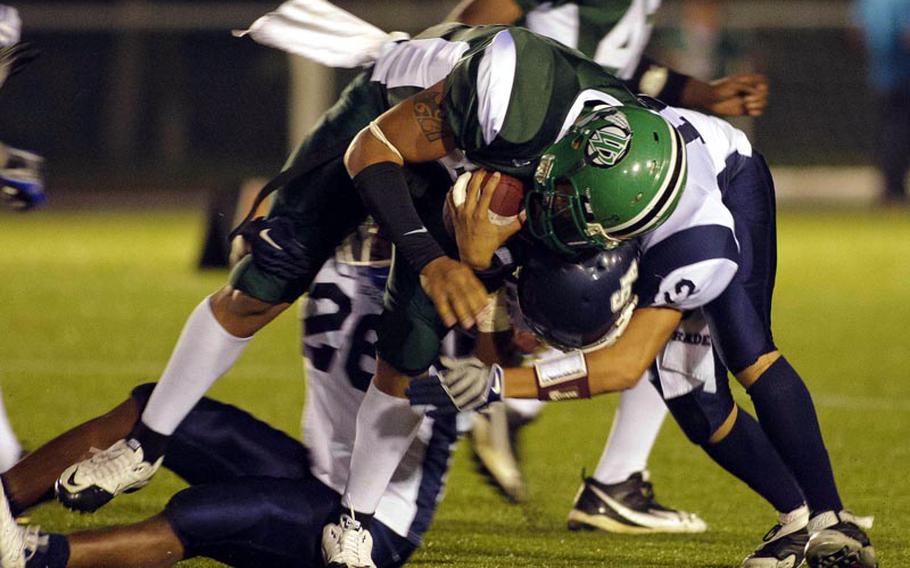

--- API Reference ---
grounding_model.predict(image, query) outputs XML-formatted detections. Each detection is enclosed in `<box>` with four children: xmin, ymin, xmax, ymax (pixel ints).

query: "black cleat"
<box><xmin>741</xmin><ymin>506</ymin><xmax>809</xmax><ymax>568</ymax></box>
<box><xmin>806</xmin><ymin>511</ymin><xmax>877</xmax><ymax>568</ymax></box>
<box><xmin>567</xmin><ymin>471</ymin><xmax>707</xmax><ymax>534</ymax></box>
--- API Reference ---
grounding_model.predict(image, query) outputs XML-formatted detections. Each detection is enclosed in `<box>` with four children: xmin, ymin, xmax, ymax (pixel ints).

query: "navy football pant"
<box><xmin>130</xmin><ymin>384</ymin><xmax>416</xmax><ymax>568</ymax></box>
<box><xmin>704</xmin><ymin>152</ymin><xmax>778</xmax><ymax>373</ymax></box>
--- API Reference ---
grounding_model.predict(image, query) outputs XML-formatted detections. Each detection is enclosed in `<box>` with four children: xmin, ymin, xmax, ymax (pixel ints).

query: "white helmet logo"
<box><xmin>586</xmin><ymin>111</ymin><xmax>631</xmax><ymax>168</ymax></box>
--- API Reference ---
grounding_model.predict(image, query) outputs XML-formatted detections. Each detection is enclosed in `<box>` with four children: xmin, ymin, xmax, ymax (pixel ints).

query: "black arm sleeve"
<box><xmin>353</xmin><ymin>162</ymin><xmax>446</xmax><ymax>273</ymax></box>
<box><xmin>626</xmin><ymin>56</ymin><xmax>691</xmax><ymax>107</ymax></box>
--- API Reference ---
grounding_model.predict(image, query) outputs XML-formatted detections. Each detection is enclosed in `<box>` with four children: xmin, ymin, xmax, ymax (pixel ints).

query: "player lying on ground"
<box><xmin>0</xmin><ymin>243</ymin><xmax>454</xmax><ymax>568</ymax></box>
<box><xmin>450</xmin><ymin>0</ymin><xmax>768</xmax><ymax>526</ymax></box>
<box><xmin>409</xmin><ymin>104</ymin><xmax>878</xmax><ymax>568</ymax></box>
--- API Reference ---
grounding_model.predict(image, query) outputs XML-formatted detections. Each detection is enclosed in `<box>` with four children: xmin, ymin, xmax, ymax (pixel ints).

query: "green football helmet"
<box><xmin>526</xmin><ymin>105</ymin><xmax>687</xmax><ymax>256</ymax></box>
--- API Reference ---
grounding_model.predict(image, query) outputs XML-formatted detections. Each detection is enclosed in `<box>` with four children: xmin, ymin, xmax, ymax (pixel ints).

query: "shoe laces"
<box><xmin>83</xmin><ymin>441</ymin><xmax>143</xmax><ymax>483</ymax></box>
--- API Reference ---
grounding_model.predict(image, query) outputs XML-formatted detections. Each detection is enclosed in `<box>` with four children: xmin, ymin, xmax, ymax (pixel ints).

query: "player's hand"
<box><xmin>240</xmin><ymin>217</ymin><xmax>311</xmax><ymax>280</ymax></box>
<box><xmin>0</xmin><ymin>43</ymin><xmax>38</xmax><ymax>89</ymax></box>
<box><xmin>450</xmin><ymin>170</ymin><xmax>524</xmax><ymax>270</ymax></box>
<box><xmin>420</xmin><ymin>256</ymin><xmax>489</xmax><ymax>329</ymax></box>
<box><xmin>704</xmin><ymin>74</ymin><xmax>769</xmax><ymax>117</ymax></box>
<box><xmin>406</xmin><ymin>358</ymin><xmax>503</xmax><ymax>414</ymax></box>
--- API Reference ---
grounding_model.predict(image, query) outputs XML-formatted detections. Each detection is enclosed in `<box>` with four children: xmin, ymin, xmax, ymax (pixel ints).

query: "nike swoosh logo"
<box><xmin>259</xmin><ymin>228</ymin><xmax>283</xmax><ymax>250</ymax></box>
<box><xmin>66</xmin><ymin>470</ymin><xmax>80</xmax><ymax>489</ymax></box>
<box><xmin>403</xmin><ymin>227</ymin><xmax>428</xmax><ymax>236</ymax></box>
<box><xmin>588</xmin><ymin>484</ymin><xmax>690</xmax><ymax>529</ymax></box>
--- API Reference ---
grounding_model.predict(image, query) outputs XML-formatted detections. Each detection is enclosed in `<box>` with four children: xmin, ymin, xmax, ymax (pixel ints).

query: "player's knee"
<box><xmin>734</xmin><ymin>350</ymin><xmax>781</xmax><ymax>388</ymax></box>
<box><xmin>210</xmin><ymin>286</ymin><xmax>288</xmax><ymax>337</ymax></box>
<box><xmin>665</xmin><ymin>391</ymin><xmax>733</xmax><ymax>446</ymax></box>
<box><xmin>164</xmin><ymin>484</ymin><xmax>262</xmax><ymax>553</ymax></box>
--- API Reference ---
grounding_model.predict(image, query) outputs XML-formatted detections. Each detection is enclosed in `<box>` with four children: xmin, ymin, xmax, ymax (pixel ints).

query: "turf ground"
<box><xmin>0</xmin><ymin>207</ymin><xmax>908</xmax><ymax>567</ymax></box>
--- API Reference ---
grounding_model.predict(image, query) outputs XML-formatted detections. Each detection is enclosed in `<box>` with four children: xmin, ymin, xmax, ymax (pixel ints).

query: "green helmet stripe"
<box><xmin>610</xmin><ymin>124</ymin><xmax>686</xmax><ymax>238</ymax></box>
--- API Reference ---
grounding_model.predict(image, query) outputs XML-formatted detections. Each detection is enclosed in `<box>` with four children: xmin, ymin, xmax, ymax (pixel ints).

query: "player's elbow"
<box><xmin>343</xmin><ymin>128</ymin><xmax>371</xmax><ymax>177</ymax></box>
<box><xmin>589</xmin><ymin>359</ymin><xmax>645</xmax><ymax>394</ymax></box>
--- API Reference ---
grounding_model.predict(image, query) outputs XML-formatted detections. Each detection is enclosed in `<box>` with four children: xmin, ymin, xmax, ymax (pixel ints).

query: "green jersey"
<box><xmin>370</xmin><ymin>23</ymin><xmax>639</xmax><ymax>178</ymax></box>
<box><xmin>516</xmin><ymin>0</ymin><xmax>660</xmax><ymax>79</ymax></box>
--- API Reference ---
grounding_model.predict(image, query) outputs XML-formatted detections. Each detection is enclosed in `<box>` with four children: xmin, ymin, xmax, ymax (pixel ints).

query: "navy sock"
<box><xmin>747</xmin><ymin>356</ymin><xmax>842</xmax><ymax>513</ymax></box>
<box><xmin>27</xmin><ymin>533</ymin><xmax>70</xmax><ymax>568</ymax></box>
<box><xmin>703</xmin><ymin>406</ymin><xmax>805</xmax><ymax>514</ymax></box>
<box><xmin>128</xmin><ymin>421</ymin><xmax>170</xmax><ymax>463</ymax></box>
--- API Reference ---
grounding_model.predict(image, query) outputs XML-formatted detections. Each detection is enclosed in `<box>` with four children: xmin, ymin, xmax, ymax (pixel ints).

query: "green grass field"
<box><xmin>0</xmin><ymin>208</ymin><xmax>908</xmax><ymax>567</ymax></box>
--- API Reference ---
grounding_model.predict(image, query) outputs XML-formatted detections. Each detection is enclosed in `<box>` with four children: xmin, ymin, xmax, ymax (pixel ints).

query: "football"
<box><xmin>443</xmin><ymin>170</ymin><xmax>526</xmax><ymax>236</ymax></box>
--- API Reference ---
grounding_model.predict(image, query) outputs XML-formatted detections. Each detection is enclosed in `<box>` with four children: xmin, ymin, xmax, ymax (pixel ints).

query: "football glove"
<box><xmin>240</xmin><ymin>217</ymin><xmax>311</xmax><ymax>280</ymax></box>
<box><xmin>407</xmin><ymin>358</ymin><xmax>503</xmax><ymax>414</ymax></box>
<box><xmin>1</xmin><ymin>145</ymin><xmax>45</xmax><ymax>211</ymax></box>
<box><xmin>0</xmin><ymin>43</ymin><xmax>38</xmax><ymax>89</ymax></box>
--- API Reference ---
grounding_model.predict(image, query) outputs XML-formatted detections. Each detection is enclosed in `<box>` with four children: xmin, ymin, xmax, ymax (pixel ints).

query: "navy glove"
<box><xmin>240</xmin><ymin>217</ymin><xmax>311</xmax><ymax>280</ymax></box>
<box><xmin>407</xmin><ymin>358</ymin><xmax>503</xmax><ymax>414</ymax></box>
<box><xmin>1</xmin><ymin>146</ymin><xmax>45</xmax><ymax>211</ymax></box>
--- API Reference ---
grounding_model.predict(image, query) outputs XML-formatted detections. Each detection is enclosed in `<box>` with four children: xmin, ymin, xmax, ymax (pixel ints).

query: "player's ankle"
<box><xmin>127</xmin><ymin>422</ymin><xmax>170</xmax><ymax>463</ymax></box>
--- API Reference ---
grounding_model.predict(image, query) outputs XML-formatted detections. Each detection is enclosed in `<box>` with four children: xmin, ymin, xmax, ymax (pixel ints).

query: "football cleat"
<box><xmin>805</xmin><ymin>511</ymin><xmax>877</xmax><ymax>568</ymax></box>
<box><xmin>0</xmin><ymin>478</ymin><xmax>48</xmax><ymax>568</ymax></box>
<box><xmin>470</xmin><ymin>403</ymin><xmax>527</xmax><ymax>502</ymax></box>
<box><xmin>55</xmin><ymin>438</ymin><xmax>163</xmax><ymax>513</ymax></box>
<box><xmin>741</xmin><ymin>506</ymin><xmax>809</xmax><ymax>568</ymax></box>
<box><xmin>321</xmin><ymin>513</ymin><xmax>376</xmax><ymax>568</ymax></box>
<box><xmin>567</xmin><ymin>471</ymin><xmax>707</xmax><ymax>534</ymax></box>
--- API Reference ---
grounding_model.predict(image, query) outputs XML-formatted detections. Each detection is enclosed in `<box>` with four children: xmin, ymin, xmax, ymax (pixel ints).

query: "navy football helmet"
<box><xmin>517</xmin><ymin>242</ymin><xmax>640</xmax><ymax>351</ymax></box>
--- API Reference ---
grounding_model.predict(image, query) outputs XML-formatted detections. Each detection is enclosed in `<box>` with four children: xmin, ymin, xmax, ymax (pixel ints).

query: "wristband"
<box><xmin>534</xmin><ymin>350</ymin><xmax>592</xmax><ymax>401</ymax></box>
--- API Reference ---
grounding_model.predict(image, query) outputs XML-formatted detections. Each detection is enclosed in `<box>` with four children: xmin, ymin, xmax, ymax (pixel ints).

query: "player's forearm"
<box><xmin>627</xmin><ymin>56</ymin><xmax>692</xmax><ymax>107</ymax></box>
<box><xmin>448</xmin><ymin>0</ymin><xmax>524</xmax><ymax>25</ymax></box>
<box><xmin>502</xmin><ymin>307</ymin><xmax>682</xmax><ymax>400</ymax></box>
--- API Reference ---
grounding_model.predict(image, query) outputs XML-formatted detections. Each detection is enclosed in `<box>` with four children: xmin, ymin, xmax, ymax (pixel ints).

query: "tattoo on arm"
<box><xmin>413</xmin><ymin>89</ymin><xmax>452</xmax><ymax>143</ymax></box>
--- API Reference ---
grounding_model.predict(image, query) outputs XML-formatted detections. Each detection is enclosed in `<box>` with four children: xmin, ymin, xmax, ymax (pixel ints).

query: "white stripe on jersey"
<box><xmin>650</xmin><ymin>258</ymin><xmax>738</xmax><ymax>311</ymax></box>
<box><xmin>524</xmin><ymin>3</ymin><xmax>580</xmax><ymax>55</ymax></box>
<box><xmin>371</xmin><ymin>37</ymin><xmax>469</xmax><ymax>90</ymax></box>
<box><xmin>476</xmin><ymin>30</ymin><xmax>517</xmax><ymax>145</ymax></box>
<box><xmin>556</xmin><ymin>89</ymin><xmax>626</xmax><ymax>139</ymax></box>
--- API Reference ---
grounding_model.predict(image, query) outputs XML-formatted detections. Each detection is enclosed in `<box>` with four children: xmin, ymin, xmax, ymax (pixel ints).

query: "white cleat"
<box><xmin>322</xmin><ymin>514</ymin><xmax>376</xmax><ymax>568</ymax></box>
<box><xmin>55</xmin><ymin>438</ymin><xmax>162</xmax><ymax>513</ymax></box>
<box><xmin>0</xmin><ymin>480</ymin><xmax>46</xmax><ymax>568</ymax></box>
<box><xmin>470</xmin><ymin>403</ymin><xmax>527</xmax><ymax>502</ymax></box>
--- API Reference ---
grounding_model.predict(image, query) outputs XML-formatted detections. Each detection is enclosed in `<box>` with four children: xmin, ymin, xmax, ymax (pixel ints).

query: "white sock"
<box><xmin>343</xmin><ymin>382</ymin><xmax>424</xmax><ymax>514</ymax></box>
<box><xmin>141</xmin><ymin>298</ymin><xmax>251</xmax><ymax>435</ymax></box>
<box><xmin>0</xmin><ymin>389</ymin><xmax>21</xmax><ymax>472</ymax></box>
<box><xmin>592</xmin><ymin>377</ymin><xmax>668</xmax><ymax>485</ymax></box>
<box><xmin>503</xmin><ymin>398</ymin><xmax>545</xmax><ymax>422</ymax></box>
